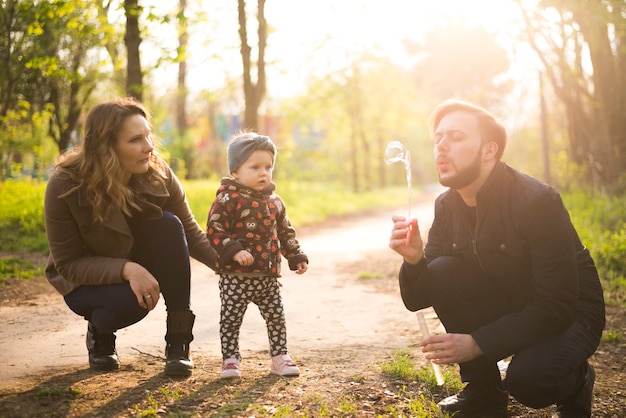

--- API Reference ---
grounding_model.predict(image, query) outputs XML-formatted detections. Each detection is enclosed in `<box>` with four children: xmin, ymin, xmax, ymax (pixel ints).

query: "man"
<box><xmin>388</xmin><ymin>99</ymin><xmax>605</xmax><ymax>417</ymax></box>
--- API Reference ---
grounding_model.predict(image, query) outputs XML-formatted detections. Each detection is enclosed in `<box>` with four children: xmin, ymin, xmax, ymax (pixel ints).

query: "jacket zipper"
<box><xmin>467</xmin><ymin>212</ymin><xmax>486</xmax><ymax>272</ymax></box>
<box><xmin>471</xmin><ymin>236</ymin><xmax>486</xmax><ymax>271</ymax></box>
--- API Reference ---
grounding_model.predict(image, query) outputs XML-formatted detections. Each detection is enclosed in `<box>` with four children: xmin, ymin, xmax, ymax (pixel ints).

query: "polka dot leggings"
<box><xmin>219</xmin><ymin>274</ymin><xmax>288</xmax><ymax>360</ymax></box>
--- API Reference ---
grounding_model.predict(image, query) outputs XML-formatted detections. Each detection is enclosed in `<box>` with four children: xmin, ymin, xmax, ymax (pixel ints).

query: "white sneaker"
<box><xmin>220</xmin><ymin>357</ymin><xmax>241</xmax><ymax>379</ymax></box>
<box><xmin>270</xmin><ymin>353</ymin><xmax>300</xmax><ymax>376</ymax></box>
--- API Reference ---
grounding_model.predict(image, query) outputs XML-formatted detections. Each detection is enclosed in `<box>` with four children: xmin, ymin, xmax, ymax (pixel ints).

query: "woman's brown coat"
<box><xmin>44</xmin><ymin>166</ymin><xmax>217</xmax><ymax>296</ymax></box>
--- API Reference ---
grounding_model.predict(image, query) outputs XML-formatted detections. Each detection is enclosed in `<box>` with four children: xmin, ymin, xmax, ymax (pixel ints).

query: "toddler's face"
<box><xmin>232</xmin><ymin>150</ymin><xmax>274</xmax><ymax>191</ymax></box>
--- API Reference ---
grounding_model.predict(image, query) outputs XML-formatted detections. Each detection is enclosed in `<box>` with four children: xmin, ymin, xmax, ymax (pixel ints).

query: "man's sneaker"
<box><xmin>270</xmin><ymin>353</ymin><xmax>300</xmax><ymax>376</ymax></box>
<box><xmin>553</xmin><ymin>362</ymin><xmax>595</xmax><ymax>418</ymax></box>
<box><xmin>438</xmin><ymin>381</ymin><xmax>508</xmax><ymax>417</ymax></box>
<box><xmin>220</xmin><ymin>357</ymin><xmax>241</xmax><ymax>379</ymax></box>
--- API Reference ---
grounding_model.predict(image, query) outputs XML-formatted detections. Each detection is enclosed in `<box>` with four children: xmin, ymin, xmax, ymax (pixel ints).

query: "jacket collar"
<box><xmin>75</xmin><ymin>171</ymin><xmax>170</xmax><ymax>208</ymax></box>
<box><xmin>73</xmin><ymin>186</ymin><xmax>130</xmax><ymax>236</ymax></box>
<box><xmin>129</xmin><ymin>172</ymin><xmax>171</xmax><ymax>198</ymax></box>
<box><xmin>441</xmin><ymin>161</ymin><xmax>508</xmax><ymax>210</ymax></box>
<box><xmin>476</xmin><ymin>161</ymin><xmax>508</xmax><ymax>205</ymax></box>
<box><xmin>74</xmin><ymin>171</ymin><xmax>170</xmax><ymax>235</ymax></box>
<box><xmin>219</xmin><ymin>177</ymin><xmax>276</xmax><ymax>196</ymax></box>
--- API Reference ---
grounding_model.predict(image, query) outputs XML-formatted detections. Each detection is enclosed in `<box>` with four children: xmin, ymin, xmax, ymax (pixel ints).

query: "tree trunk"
<box><xmin>517</xmin><ymin>1</ymin><xmax>626</xmax><ymax>191</ymax></box>
<box><xmin>237</xmin><ymin>0</ymin><xmax>266</xmax><ymax>131</ymax></box>
<box><xmin>177</xmin><ymin>0</ymin><xmax>192</xmax><ymax>178</ymax></box>
<box><xmin>125</xmin><ymin>0</ymin><xmax>143</xmax><ymax>101</ymax></box>
<box><xmin>539</xmin><ymin>73</ymin><xmax>551</xmax><ymax>185</ymax></box>
<box><xmin>96</xmin><ymin>1</ymin><xmax>126</xmax><ymax>92</ymax></box>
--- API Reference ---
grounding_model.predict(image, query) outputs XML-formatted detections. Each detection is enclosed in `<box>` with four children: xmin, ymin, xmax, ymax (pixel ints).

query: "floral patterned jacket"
<box><xmin>207</xmin><ymin>178</ymin><xmax>308</xmax><ymax>276</ymax></box>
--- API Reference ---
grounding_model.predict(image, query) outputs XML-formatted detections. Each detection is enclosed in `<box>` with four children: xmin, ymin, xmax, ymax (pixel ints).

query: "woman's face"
<box><xmin>113</xmin><ymin>114</ymin><xmax>154</xmax><ymax>183</ymax></box>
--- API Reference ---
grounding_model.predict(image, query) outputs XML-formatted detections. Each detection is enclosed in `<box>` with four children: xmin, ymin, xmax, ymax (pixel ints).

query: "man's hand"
<box><xmin>389</xmin><ymin>215</ymin><xmax>424</xmax><ymax>264</ymax></box>
<box><xmin>420</xmin><ymin>333</ymin><xmax>484</xmax><ymax>364</ymax></box>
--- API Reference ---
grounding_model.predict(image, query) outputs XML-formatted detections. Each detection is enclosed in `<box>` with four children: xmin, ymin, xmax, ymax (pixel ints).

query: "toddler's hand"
<box><xmin>295</xmin><ymin>261</ymin><xmax>308</xmax><ymax>274</ymax></box>
<box><xmin>233</xmin><ymin>249</ymin><xmax>254</xmax><ymax>266</ymax></box>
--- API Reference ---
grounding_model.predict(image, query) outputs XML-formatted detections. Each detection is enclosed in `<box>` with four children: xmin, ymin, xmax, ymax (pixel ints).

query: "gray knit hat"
<box><xmin>227</xmin><ymin>134</ymin><xmax>277</xmax><ymax>173</ymax></box>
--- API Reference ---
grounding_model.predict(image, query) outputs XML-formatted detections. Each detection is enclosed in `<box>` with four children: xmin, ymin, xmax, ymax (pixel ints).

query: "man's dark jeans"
<box><xmin>426</xmin><ymin>256</ymin><xmax>602</xmax><ymax>408</ymax></box>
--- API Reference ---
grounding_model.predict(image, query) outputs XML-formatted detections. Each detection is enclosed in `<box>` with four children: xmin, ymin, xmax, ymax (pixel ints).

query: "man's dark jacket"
<box><xmin>399</xmin><ymin>162</ymin><xmax>605</xmax><ymax>362</ymax></box>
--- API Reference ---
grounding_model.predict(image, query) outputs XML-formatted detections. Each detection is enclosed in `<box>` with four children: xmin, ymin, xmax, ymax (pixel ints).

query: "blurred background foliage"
<box><xmin>0</xmin><ymin>0</ymin><xmax>624</xmax><ymax>302</ymax></box>
<box><xmin>3</xmin><ymin>0</ymin><xmax>625</xmax><ymax>192</ymax></box>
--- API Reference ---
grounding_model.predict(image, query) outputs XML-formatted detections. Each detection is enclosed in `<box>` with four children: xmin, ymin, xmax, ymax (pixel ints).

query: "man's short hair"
<box><xmin>429</xmin><ymin>99</ymin><xmax>507</xmax><ymax>160</ymax></box>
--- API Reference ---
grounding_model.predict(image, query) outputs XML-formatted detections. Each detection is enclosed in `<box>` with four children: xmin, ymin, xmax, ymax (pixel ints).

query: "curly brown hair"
<box><xmin>56</xmin><ymin>97</ymin><xmax>168</xmax><ymax>222</ymax></box>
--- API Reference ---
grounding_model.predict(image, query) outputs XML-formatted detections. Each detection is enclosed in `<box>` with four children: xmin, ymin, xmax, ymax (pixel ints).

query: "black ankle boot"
<box><xmin>86</xmin><ymin>322</ymin><xmax>119</xmax><ymax>371</ymax></box>
<box><xmin>438</xmin><ymin>381</ymin><xmax>509</xmax><ymax>417</ymax></box>
<box><xmin>164</xmin><ymin>310</ymin><xmax>195</xmax><ymax>377</ymax></box>
<box><xmin>552</xmin><ymin>362</ymin><xmax>595</xmax><ymax>418</ymax></box>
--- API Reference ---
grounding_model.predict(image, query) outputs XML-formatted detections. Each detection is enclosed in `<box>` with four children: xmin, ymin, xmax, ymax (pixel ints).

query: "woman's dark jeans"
<box><xmin>64</xmin><ymin>211</ymin><xmax>191</xmax><ymax>332</ymax></box>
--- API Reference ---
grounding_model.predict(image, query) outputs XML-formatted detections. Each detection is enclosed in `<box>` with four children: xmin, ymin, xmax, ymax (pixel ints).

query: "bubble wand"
<box><xmin>417</xmin><ymin>312</ymin><xmax>445</xmax><ymax>386</ymax></box>
<box><xmin>384</xmin><ymin>140</ymin><xmax>445</xmax><ymax>386</ymax></box>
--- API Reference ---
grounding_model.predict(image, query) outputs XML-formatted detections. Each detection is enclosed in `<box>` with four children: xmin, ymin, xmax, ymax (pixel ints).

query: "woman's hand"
<box><xmin>233</xmin><ymin>249</ymin><xmax>254</xmax><ymax>266</ymax></box>
<box><xmin>389</xmin><ymin>215</ymin><xmax>424</xmax><ymax>264</ymax></box>
<box><xmin>122</xmin><ymin>261</ymin><xmax>160</xmax><ymax>310</ymax></box>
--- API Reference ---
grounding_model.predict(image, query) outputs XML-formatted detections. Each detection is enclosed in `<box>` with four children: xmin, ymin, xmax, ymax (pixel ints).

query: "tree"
<box><xmin>1</xmin><ymin>0</ymin><xmax>108</xmax><ymax>165</ymax></box>
<box><xmin>517</xmin><ymin>0</ymin><xmax>626</xmax><ymax>192</ymax></box>
<box><xmin>0</xmin><ymin>0</ymin><xmax>24</xmax><ymax>119</ymax></box>
<box><xmin>0</xmin><ymin>0</ymin><xmax>44</xmax><ymax>176</ymax></box>
<box><xmin>125</xmin><ymin>0</ymin><xmax>143</xmax><ymax>101</ymax></box>
<box><xmin>176</xmin><ymin>0</ymin><xmax>188</xmax><ymax>139</ymax></box>
<box><xmin>277</xmin><ymin>53</ymin><xmax>423</xmax><ymax>192</ymax></box>
<box><xmin>95</xmin><ymin>0</ymin><xmax>127</xmax><ymax>93</ymax></box>
<box><xmin>34</xmin><ymin>1</ymin><xmax>103</xmax><ymax>155</ymax></box>
<box><xmin>405</xmin><ymin>23</ymin><xmax>512</xmax><ymax>108</ymax></box>
<box><xmin>170</xmin><ymin>0</ymin><xmax>194</xmax><ymax>178</ymax></box>
<box><xmin>237</xmin><ymin>0</ymin><xmax>267</xmax><ymax>131</ymax></box>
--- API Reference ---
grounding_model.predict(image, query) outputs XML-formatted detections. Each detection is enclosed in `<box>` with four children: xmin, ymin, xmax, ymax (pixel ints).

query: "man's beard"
<box><xmin>438</xmin><ymin>148</ymin><xmax>482</xmax><ymax>189</ymax></box>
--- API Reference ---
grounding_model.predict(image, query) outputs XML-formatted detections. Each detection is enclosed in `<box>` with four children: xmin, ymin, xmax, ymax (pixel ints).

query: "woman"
<box><xmin>44</xmin><ymin>97</ymin><xmax>216</xmax><ymax>377</ymax></box>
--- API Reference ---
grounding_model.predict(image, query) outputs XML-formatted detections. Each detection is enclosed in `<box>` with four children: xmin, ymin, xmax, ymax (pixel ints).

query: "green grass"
<box><xmin>0</xmin><ymin>257</ymin><xmax>44</xmax><ymax>286</ymax></box>
<box><xmin>36</xmin><ymin>386</ymin><xmax>81</xmax><ymax>398</ymax></box>
<box><xmin>379</xmin><ymin>349</ymin><xmax>463</xmax><ymax>417</ymax></box>
<box><xmin>380</xmin><ymin>349</ymin><xmax>422</xmax><ymax>380</ymax></box>
<box><xmin>0</xmin><ymin>179</ymin><xmax>48</xmax><ymax>252</ymax></box>
<box><xmin>564</xmin><ymin>191</ymin><xmax>626</xmax><ymax>275</ymax></box>
<box><xmin>358</xmin><ymin>271</ymin><xmax>383</xmax><ymax>279</ymax></box>
<box><xmin>380</xmin><ymin>349</ymin><xmax>462</xmax><ymax>393</ymax></box>
<box><xmin>601</xmin><ymin>328</ymin><xmax>621</xmax><ymax>344</ymax></box>
<box><xmin>563</xmin><ymin>191</ymin><xmax>626</xmax><ymax>305</ymax></box>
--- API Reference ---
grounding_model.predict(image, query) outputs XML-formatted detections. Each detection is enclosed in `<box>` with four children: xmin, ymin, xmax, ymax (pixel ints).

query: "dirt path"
<box><xmin>2</xmin><ymin>186</ymin><xmax>625</xmax><ymax>417</ymax></box>
<box><xmin>0</xmin><ymin>189</ymin><xmax>443</xmax><ymax>391</ymax></box>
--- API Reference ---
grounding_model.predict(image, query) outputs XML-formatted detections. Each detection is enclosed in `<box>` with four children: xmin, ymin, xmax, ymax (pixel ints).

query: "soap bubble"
<box><xmin>384</xmin><ymin>141</ymin><xmax>412</xmax><ymax>219</ymax></box>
